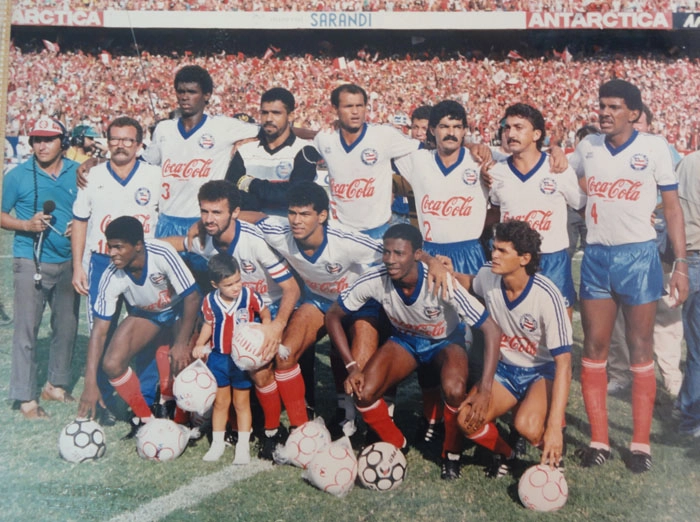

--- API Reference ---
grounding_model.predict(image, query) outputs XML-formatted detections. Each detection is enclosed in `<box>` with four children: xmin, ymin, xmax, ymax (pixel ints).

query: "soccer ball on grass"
<box><xmin>58</xmin><ymin>418</ymin><xmax>106</xmax><ymax>463</ymax></box>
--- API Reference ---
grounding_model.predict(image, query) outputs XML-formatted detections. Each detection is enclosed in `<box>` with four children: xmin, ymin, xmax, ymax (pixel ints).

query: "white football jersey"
<box><xmin>473</xmin><ymin>265</ymin><xmax>572</xmax><ymax>368</ymax></box>
<box><xmin>393</xmin><ymin>147</ymin><xmax>488</xmax><ymax>243</ymax></box>
<box><xmin>569</xmin><ymin>131</ymin><xmax>677</xmax><ymax>246</ymax></box>
<box><xmin>314</xmin><ymin>123</ymin><xmax>418</xmax><ymax>231</ymax></box>
<box><xmin>187</xmin><ymin>220</ymin><xmax>293</xmax><ymax>306</ymax></box>
<box><xmin>339</xmin><ymin>262</ymin><xmax>487</xmax><ymax>339</ymax></box>
<box><xmin>256</xmin><ymin>219</ymin><xmax>383</xmax><ymax>302</ymax></box>
<box><xmin>93</xmin><ymin>239</ymin><xmax>197</xmax><ymax>320</ymax></box>
<box><xmin>489</xmin><ymin>152</ymin><xmax>586</xmax><ymax>253</ymax></box>
<box><xmin>142</xmin><ymin>115</ymin><xmax>258</xmax><ymax>219</ymax></box>
<box><xmin>72</xmin><ymin>161</ymin><xmax>162</xmax><ymax>268</ymax></box>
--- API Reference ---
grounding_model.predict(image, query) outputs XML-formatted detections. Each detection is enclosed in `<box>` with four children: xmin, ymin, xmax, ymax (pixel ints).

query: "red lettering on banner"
<box><xmin>587</xmin><ymin>177</ymin><xmax>642</xmax><ymax>201</ymax></box>
<box><xmin>421</xmin><ymin>195</ymin><xmax>473</xmax><ymax>217</ymax></box>
<box><xmin>330</xmin><ymin>178</ymin><xmax>375</xmax><ymax>200</ymax></box>
<box><xmin>500</xmin><ymin>334</ymin><xmax>537</xmax><ymax>356</ymax></box>
<box><xmin>162</xmin><ymin>158</ymin><xmax>212</xmax><ymax>179</ymax></box>
<box><xmin>305</xmin><ymin>277</ymin><xmax>349</xmax><ymax>296</ymax></box>
<box><xmin>12</xmin><ymin>9</ymin><xmax>104</xmax><ymax>27</ymax></box>
<box><xmin>526</xmin><ymin>12</ymin><xmax>671</xmax><ymax>30</ymax></box>
<box><xmin>243</xmin><ymin>279</ymin><xmax>269</xmax><ymax>295</ymax></box>
<box><xmin>503</xmin><ymin>209</ymin><xmax>553</xmax><ymax>231</ymax></box>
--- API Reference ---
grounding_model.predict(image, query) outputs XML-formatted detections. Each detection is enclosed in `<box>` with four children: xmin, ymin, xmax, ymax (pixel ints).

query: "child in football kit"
<box><xmin>192</xmin><ymin>254</ymin><xmax>271</xmax><ymax>463</ymax></box>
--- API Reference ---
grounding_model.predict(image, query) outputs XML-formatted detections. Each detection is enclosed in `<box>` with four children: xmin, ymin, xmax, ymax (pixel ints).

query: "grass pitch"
<box><xmin>1</xmin><ymin>237</ymin><xmax>699</xmax><ymax>522</ymax></box>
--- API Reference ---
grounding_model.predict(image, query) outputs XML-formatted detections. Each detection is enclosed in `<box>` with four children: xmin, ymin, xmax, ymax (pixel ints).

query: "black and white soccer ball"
<box><xmin>58</xmin><ymin>418</ymin><xmax>106</xmax><ymax>463</ymax></box>
<box><xmin>357</xmin><ymin>442</ymin><xmax>407</xmax><ymax>491</ymax></box>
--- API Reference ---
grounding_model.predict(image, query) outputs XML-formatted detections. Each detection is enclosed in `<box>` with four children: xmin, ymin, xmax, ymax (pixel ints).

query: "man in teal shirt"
<box><xmin>1</xmin><ymin>117</ymin><xmax>80</xmax><ymax>419</ymax></box>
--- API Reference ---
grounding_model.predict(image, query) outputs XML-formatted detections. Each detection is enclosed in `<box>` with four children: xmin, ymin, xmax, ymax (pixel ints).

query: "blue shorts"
<box><xmin>361</xmin><ymin>221</ymin><xmax>391</xmax><ymax>241</ymax></box>
<box><xmin>391</xmin><ymin>327</ymin><xmax>466</xmax><ymax>365</ymax></box>
<box><xmin>580</xmin><ymin>240</ymin><xmax>663</xmax><ymax>305</ymax></box>
<box><xmin>155</xmin><ymin>214</ymin><xmax>209</xmax><ymax>274</ymax></box>
<box><xmin>304</xmin><ymin>290</ymin><xmax>381</xmax><ymax>319</ymax></box>
<box><xmin>495</xmin><ymin>360</ymin><xmax>555</xmax><ymax>401</ymax></box>
<box><xmin>206</xmin><ymin>350</ymin><xmax>253</xmax><ymax>389</ymax></box>
<box><xmin>423</xmin><ymin>239</ymin><xmax>486</xmax><ymax>276</ymax></box>
<box><xmin>539</xmin><ymin>249</ymin><xmax>575</xmax><ymax>308</ymax></box>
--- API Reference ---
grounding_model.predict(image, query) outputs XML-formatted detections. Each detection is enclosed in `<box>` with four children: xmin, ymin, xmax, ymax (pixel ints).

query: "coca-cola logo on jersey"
<box><xmin>329</xmin><ymin>178</ymin><xmax>376</xmax><ymax>200</ymax></box>
<box><xmin>361</xmin><ymin>148</ymin><xmax>379</xmax><ymax>165</ymax></box>
<box><xmin>500</xmin><ymin>334</ymin><xmax>537</xmax><ymax>356</ymax></box>
<box><xmin>240</xmin><ymin>259</ymin><xmax>257</xmax><ymax>274</ymax></box>
<box><xmin>243</xmin><ymin>280</ymin><xmax>268</xmax><ymax>295</ymax></box>
<box><xmin>462</xmin><ymin>169</ymin><xmax>479</xmax><ymax>186</ymax></box>
<box><xmin>421</xmin><ymin>195</ymin><xmax>473</xmax><ymax>217</ymax></box>
<box><xmin>100</xmin><ymin>214</ymin><xmax>151</xmax><ymax>234</ymax></box>
<box><xmin>539</xmin><ymin>177</ymin><xmax>557</xmax><ymax>195</ymax></box>
<box><xmin>134</xmin><ymin>187</ymin><xmax>152</xmax><ymax>206</ymax></box>
<box><xmin>503</xmin><ymin>210</ymin><xmax>552</xmax><ymax>232</ymax></box>
<box><xmin>587</xmin><ymin>177</ymin><xmax>642</xmax><ymax>201</ymax></box>
<box><xmin>198</xmin><ymin>134</ymin><xmax>215</xmax><ymax>149</ymax></box>
<box><xmin>162</xmin><ymin>158</ymin><xmax>212</xmax><ymax>179</ymax></box>
<box><xmin>391</xmin><ymin>315</ymin><xmax>447</xmax><ymax>338</ymax></box>
<box><xmin>306</xmin><ymin>277</ymin><xmax>349</xmax><ymax>295</ymax></box>
<box><xmin>629</xmin><ymin>153</ymin><xmax>649</xmax><ymax>171</ymax></box>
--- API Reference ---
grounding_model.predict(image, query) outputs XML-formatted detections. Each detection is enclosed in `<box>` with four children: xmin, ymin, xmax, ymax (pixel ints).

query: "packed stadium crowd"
<box><xmin>12</xmin><ymin>0</ymin><xmax>698</xmax><ymax>13</ymax></box>
<box><xmin>6</xmin><ymin>44</ymin><xmax>700</xmax><ymax>152</ymax></box>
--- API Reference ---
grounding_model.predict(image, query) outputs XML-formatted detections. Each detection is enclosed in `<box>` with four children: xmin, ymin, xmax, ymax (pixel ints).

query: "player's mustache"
<box><xmin>444</xmin><ymin>136</ymin><xmax>459</xmax><ymax>142</ymax></box>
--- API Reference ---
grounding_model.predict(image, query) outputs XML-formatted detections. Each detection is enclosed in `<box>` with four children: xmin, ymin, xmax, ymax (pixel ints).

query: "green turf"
<box><xmin>1</xmin><ymin>238</ymin><xmax>699</xmax><ymax>522</ymax></box>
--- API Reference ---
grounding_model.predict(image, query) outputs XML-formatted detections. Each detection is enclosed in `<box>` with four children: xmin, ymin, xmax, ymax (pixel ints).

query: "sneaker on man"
<box><xmin>576</xmin><ymin>446</ymin><xmax>612</xmax><ymax>468</ymax></box>
<box><xmin>440</xmin><ymin>453</ymin><xmax>461</xmax><ymax>480</ymax></box>
<box><xmin>415</xmin><ymin>417</ymin><xmax>444</xmax><ymax>444</ymax></box>
<box><xmin>485</xmin><ymin>453</ymin><xmax>513</xmax><ymax>479</ymax></box>
<box><xmin>627</xmin><ymin>451</ymin><xmax>652</xmax><ymax>473</ymax></box>
<box><xmin>258</xmin><ymin>426</ymin><xmax>288</xmax><ymax>461</ymax></box>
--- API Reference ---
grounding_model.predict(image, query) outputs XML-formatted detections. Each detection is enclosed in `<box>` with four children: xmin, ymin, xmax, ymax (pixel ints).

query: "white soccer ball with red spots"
<box><xmin>274</xmin><ymin>418</ymin><xmax>332</xmax><ymax>468</ymax></box>
<box><xmin>518</xmin><ymin>464</ymin><xmax>568</xmax><ymax>512</ymax></box>
<box><xmin>136</xmin><ymin>419</ymin><xmax>189</xmax><ymax>462</ymax></box>
<box><xmin>304</xmin><ymin>437</ymin><xmax>358</xmax><ymax>497</ymax></box>
<box><xmin>357</xmin><ymin>442</ymin><xmax>407</xmax><ymax>491</ymax></box>
<box><xmin>230</xmin><ymin>322</ymin><xmax>268</xmax><ymax>371</ymax></box>
<box><xmin>173</xmin><ymin>359</ymin><xmax>217</xmax><ymax>414</ymax></box>
<box><xmin>58</xmin><ymin>418</ymin><xmax>106</xmax><ymax>463</ymax></box>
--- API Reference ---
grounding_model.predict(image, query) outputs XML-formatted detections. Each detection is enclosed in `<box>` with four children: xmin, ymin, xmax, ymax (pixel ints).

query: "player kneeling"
<box><xmin>192</xmin><ymin>254</ymin><xmax>271</xmax><ymax>463</ymax></box>
<box><xmin>457</xmin><ymin>220</ymin><xmax>572</xmax><ymax>477</ymax></box>
<box><xmin>325</xmin><ymin>224</ymin><xmax>502</xmax><ymax>480</ymax></box>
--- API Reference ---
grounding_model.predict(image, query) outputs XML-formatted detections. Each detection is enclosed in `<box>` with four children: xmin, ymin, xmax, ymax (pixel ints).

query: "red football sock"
<box><xmin>581</xmin><ymin>358</ymin><xmax>609</xmax><ymax>446</ymax></box>
<box><xmin>631</xmin><ymin>361</ymin><xmax>656</xmax><ymax>449</ymax></box>
<box><xmin>468</xmin><ymin>422</ymin><xmax>513</xmax><ymax>458</ymax></box>
<box><xmin>442</xmin><ymin>404</ymin><xmax>463</xmax><ymax>457</ymax></box>
<box><xmin>357</xmin><ymin>399</ymin><xmax>405</xmax><ymax>449</ymax></box>
<box><xmin>255</xmin><ymin>381</ymin><xmax>282</xmax><ymax>431</ymax></box>
<box><xmin>422</xmin><ymin>387</ymin><xmax>444</xmax><ymax>423</ymax></box>
<box><xmin>110</xmin><ymin>367</ymin><xmax>152</xmax><ymax>419</ymax></box>
<box><xmin>275</xmin><ymin>365</ymin><xmax>308</xmax><ymax>427</ymax></box>
<box><xmin>155</xmin><ymin>344</ymin><xmax>173</xmax><ymax>398</ymax></box>
<box><xmin>173</xmin><ymin>406</ymin><xmax>189</xmax><ymax>425</ymax></box>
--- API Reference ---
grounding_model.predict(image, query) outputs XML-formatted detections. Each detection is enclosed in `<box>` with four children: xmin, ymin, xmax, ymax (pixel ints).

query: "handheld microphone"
<box><xmin>43</xmin><ymin>200</ymin><xmax>56</xmax><ymax>214</ymax></box>
<box><xmin>34</xmin><ymin>200</ymin><xmax>57</xmax><ymax>288</ymax></box>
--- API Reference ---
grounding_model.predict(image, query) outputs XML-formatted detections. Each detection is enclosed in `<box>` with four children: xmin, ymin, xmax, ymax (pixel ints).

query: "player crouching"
<box><xmin>457</xmin><ymin>220</ymin><xmax>572</xmax><ymax>478</ymax></box>
<box><xmin>78</xmin><ymin>216</ymin><xmax>200</xmax><ymax>437</ymax></box>
<box><xmin>325</xmin><ymin>224</ymin><xmax>502</xmax><ymax>480</ymax></box>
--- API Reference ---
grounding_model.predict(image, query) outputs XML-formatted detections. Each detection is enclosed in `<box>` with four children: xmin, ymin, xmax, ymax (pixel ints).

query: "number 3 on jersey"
<box><xmin>162</xmin><ymin>182</ymin><xmax>170</xmax><ymax>200</ymax></box>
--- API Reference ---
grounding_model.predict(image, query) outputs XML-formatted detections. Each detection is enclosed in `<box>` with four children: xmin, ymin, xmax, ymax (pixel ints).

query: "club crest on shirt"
<box><xmin>361</xmin><ymin>148</ymin><xmax>378</xmax><ymax>166</ymax></box>
<box><xmin>240</xmin><ymin>259</ymin><xmax>256</xmax><ymax>274</ymax></box>
<box><xmin>519</xmin><ymin>313</ymin><xmax>538</xmax><ymax>332</ymax></box>
<box><xmin>134</xmin><ymin>187</ymin><xmax>152</xmax><ymax>206</ymax></box>
<box><xmin>149</xmin><ymin>272</ymin><xmax>167</xmax><ymax>286</ymax></box>
<box><xmin>539</xmin><ymin>177</ymin><xmax>557</xmax><ymax>195</ymax></box>
<box><xmin>462</xmin><ymin>168</ymin><xmax>479</xmax><ymax>186</ymax></box>
<box><xmin>235</xmin><ymin>310</ymin><xmax>252</xmax><ymax>323</ymax></box>
<box><xmin>325</xmin><ymin>262</ymin><xmax>343</xmax><ymax>274</ymax></box>
<box><xmin>199</xmin><ymin>134</ymin><xmax>215</xmax><ymax>150</ymax></box>
<box><xmin>424</xmin><ymin>306</ymin><xmax>441</xmax><ymax>319</ymax></box>
<box><xmin>276</xmin><ymin>161</ymin><xmax>293</xmax><ymax>179</ymax></box>
<box><xmin>629</xmin><ymin>153</ymin><xmax>649</xmax><ymax>171</ymax></box>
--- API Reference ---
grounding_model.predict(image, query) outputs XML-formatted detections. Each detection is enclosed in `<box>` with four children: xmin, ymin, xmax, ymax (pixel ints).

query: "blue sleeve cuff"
<box><xmin>658</xmin><ymin>183</ymin><xmax>678</xmax><ymax>192</ymax></box>
<box><xmin>550</xmin><ymin>345</ymin><xmax>572</xmax><ymax>357</ymax></box>
<box><xmin>472</xmin><ymin>309</ymin><xmax>489</xmax><ymax>330</ymax></box>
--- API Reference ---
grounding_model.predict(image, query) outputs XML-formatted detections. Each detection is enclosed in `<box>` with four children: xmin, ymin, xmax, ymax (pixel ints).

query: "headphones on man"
<box><xmin>70</xmin><ymin>127</ymin><xmax>87</xmax><ymax>148</ymax></box>
<box><xmin>28</xmin><ymin>119</ymin><xmax>71</xmax><ymax>150</ymax></box>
